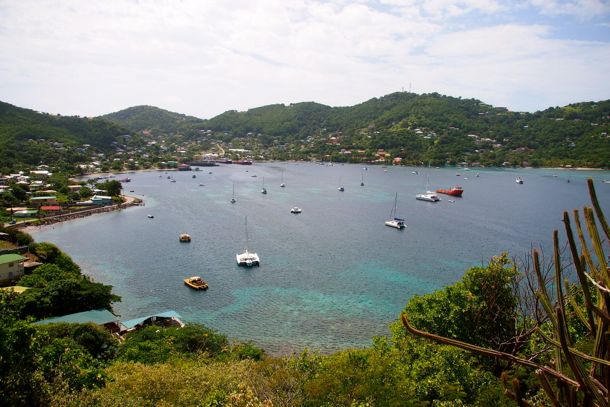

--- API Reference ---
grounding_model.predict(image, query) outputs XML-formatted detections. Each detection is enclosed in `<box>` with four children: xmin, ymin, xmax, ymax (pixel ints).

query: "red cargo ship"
<box><xmin>436</xmin><ymin>186</ymin><xmax>463</xmax><ymax>197</ymax></box>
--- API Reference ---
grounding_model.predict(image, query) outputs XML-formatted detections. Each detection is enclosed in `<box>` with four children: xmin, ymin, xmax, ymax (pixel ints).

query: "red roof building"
<box><xmin>40</xmin><ymin>205</ymin><xmax>61</xmax><ymax>211</ymax></box>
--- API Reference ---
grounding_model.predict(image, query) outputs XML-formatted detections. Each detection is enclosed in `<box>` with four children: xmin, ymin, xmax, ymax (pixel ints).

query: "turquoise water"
<box><xmin>31</xmin><ymin>164</ymin><xmax>610</xmax><ymax>353</ymax></box>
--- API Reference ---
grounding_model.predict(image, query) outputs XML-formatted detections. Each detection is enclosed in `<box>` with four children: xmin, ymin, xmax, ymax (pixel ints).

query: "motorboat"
<box><xmin>184</xmin><ymin>276</ymin><xmax>208</xmax><ymax>290</ymax></box>
<box><xmin>416</xmin><ymin>192</ymin><xmax>440</xmax><ymax>202</ymax></box>
<box><xmin>436</xmin><ymin>186</ymin><xmax>463</xmax><ymax>197</ymax></box>
<box><xmin>179</xmin><ymin>233</ymin><xmax>191</xmax><ymax>242</ymax></box>
<box><xmin>385</xmin><ymin>192</ymin><xmax>406</xmax><ymax>229</ymax></box>
<box><xmin>236</xmin><ymin>216</ymin><xmax>259</xmax><ymax>267</ymax></box>
<box><xmin>147</xmin><ymin>214</ymin><xmax>154</xmax><ymax>219</ymax></box>
<box><xmin>516</xmin><ymin>177</ymin><xmax>524</xmax><ymax>184</ymax></box>
<box><xmin>290</xmin><ymin>207</ymin><xmax>302</xmax><ymax>214</ymax></box>
<box><xmin>338</xmin><ymin>186</ymin><xmax>344</xmax><ymax>192</ymax></box>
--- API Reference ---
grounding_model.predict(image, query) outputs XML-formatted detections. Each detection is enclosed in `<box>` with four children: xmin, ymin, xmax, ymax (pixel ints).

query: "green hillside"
<box><xmin>0</xmin><ymin>101</ymin><xmax>127</xmax><ymax>172</ymax></box>
<box><xmin>101</xmin><ymin>105</ymin><xmax>205</xmax><ymax>134</ymax></box>
<box><xmin>2</xmin><ymin>92</ymin><xmax>609</xmax><ymax>172</ymax></box>
<box><xmin>203</xmin><ymin>92</ymin><xmax>610</xmax><ymax>167</ymax></box>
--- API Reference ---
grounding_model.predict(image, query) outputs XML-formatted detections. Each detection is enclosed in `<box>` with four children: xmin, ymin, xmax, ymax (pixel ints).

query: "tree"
<box><xmin>403</xmin><ymin>254</ymin><xmax>517</xmax><ymax>350</ymax></box>
<box><xmin>96</xmin><ymin>180</ymin><xmax>122</xmax><ymax>196</ymax></box>
<box><xmin>0</xmin><ymin>290</ymin><xmax>47</xmax><ymax>405</ymax></box>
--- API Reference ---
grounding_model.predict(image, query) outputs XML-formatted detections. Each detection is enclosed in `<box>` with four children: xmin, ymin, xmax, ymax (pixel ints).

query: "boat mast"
<box><xmin>390</xmin><ymin>192</ymin><xmax>398</xmax><ymax>218</ymax></box>
<box><xmin>244</xmin><ymin>216</ymin><xmax>249</xmax><ymax>252</ymax></box>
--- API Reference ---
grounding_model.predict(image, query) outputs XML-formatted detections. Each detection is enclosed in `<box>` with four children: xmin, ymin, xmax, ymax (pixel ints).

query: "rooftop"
<box><xmin>34</xmin><ymin>309</ymin><xmax>119</xmax><ymax>326</ymax></box>
<box><xmin>122</xmin><ymin>310</ymin><xmax>183</xmax><ymax>330</ymax></box>
<box><xmin>0</xmin><ymin>254</ymin><xmax>27</xmax><ymax>264</ymax></box>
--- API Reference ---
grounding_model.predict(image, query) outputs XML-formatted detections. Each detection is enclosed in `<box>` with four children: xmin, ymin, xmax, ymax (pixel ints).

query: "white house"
<box><xmin>0</xmin><ymin>254</ymin><xmax>26</xmax><ymax>286</ymax></box>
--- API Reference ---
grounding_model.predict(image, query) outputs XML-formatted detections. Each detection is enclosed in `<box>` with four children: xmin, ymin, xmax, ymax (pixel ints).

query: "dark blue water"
<box><xmin>31</xmin><ymin>164</ymin><xmax>610</xmax><ymax>353</ymax></box>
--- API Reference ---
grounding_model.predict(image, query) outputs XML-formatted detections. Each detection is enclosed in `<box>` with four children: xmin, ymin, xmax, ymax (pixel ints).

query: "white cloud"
<box><xmin>0</xmin><ymin>0</ymin><xmax>608</xmax><ymax>117</ymax></box>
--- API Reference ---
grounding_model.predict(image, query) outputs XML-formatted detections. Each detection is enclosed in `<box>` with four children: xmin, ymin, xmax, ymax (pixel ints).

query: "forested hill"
<box><xmin>202</xmin><ymin>93</ymin><xmax>610</xmax><ymax>167</ymax></box>
<box><xmin>100</xmin><ymin>105</ymin><xmax>205</xmax><ymax>134</ymax></box>
<box><xmin>205</xmin><ymin>102</ymin><xmax>333</xmax><ymax>141</ymax></box>
<box><xmin>0</xmin><ymin>101</ymin><xmax>127</xmax><ymax>171</ymax></box>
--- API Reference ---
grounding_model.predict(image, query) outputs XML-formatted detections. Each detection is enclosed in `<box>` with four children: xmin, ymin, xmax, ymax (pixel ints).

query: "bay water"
<box><xmin>31</xmin><ymin>164</ymin><xmax>610</xmax><ymax>354</ymax></box>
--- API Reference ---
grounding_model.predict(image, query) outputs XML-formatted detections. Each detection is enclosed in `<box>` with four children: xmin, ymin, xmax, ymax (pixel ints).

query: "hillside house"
<box><xmin>0</xmin><ymin>254</ymin><xmax>26</xmax><ymax>286</ymax></box>
<box><xmin>30</xmin><ymin>196</ymin><xmax>57</xmax><ymax>207</ymax></box>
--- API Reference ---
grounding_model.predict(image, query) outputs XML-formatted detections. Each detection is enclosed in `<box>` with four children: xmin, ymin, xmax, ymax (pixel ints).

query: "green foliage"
<box><xmin>38</xmin><ymin>322</ymin><xmax>119</xmax><ymax>361</ymax></box>
<box><xmin>37</xmin><ymin>336</ymin><xmax>109</xmax><ymax>391</ymax></box>
<box><xmin>14</xmin><ymin>242</ymin><xmax>119</xmax><ymax>319</ymax></box>
<box><xmin>79</xmin><ymin>185</ymin><xmax>92</xmax><ymax>198</ymax></box>
<box><xmin>202</xmin><ymin>93</ymin><xmax>610</xmax><ymax>167</ymax></box>
<box><xmin>10</xmin><ymin>182</ymin><xmax>29</xmax><ymax>201</ymax></box>
<box><xmin>101</xmin><ymin>105</ymin><xmax>205</xmax><ymax>134</ymax></box>
<box><xmin>0</xmin><ymin>100</ymin><xmax>127</xmax><ymax>172</ymax></box>
<box><xmin>96</xmin><ymin>179</ymin><xmax>122</xmax><ymax>196</ymax></box>
<box><xmin>399</xmin><ymin>254</ymin><xmax>518</xmax><ymax>350</ymax></box>
<box><xmin>19</xmin><ymin>263</ymin><xmax>74</xmax><ymax>287</ymax></box>
<box><xmin>231</xmin><ymin>341</ymin><xmax>265</xmax><ymax>361</ymax></box>
<box><xmin>14</xmin><ymin>278</ymin><xmax>119</xmax><ymax>320</ymax></box>
<box><xmin>301</xmin><ymin>347</ymin><xmax>414</xmax><ymax>406</ymax></box>
<box><xmin>71</xmin><ymin>358</ymin><xmax>277</xmax><ymax>407</ymax></box>
<box><xmin>0</xmin><ymin>293</ymin><xmax>116</xmax><ymax>404</ymax></box>
<box><xmin>0</xmin><ymin>225</ymin><xmax>33</xmax><ymax>245</ymax></box>
<box><xmin>0</xmin><ymin>290</ymin><xmax>49</xmax><ymax>405</ymax></box>
<box><xmin>118</xmin><ymin>324</ymin><xmax>229</xmax><ymax>364</ymax></box>
<box><xmin>28</xmin><ymin>242</ymin><xmax>80</xmax><ymax>273</ymax></box>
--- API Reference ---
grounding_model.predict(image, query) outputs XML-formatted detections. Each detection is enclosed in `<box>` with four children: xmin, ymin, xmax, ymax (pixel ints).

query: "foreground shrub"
<box><xmin>118</xmin><ymin>324</ymin><xmax>229</xmax><ymax>364</ymax></box>
<box><xmin>58</xmin><ymin>358</ymin><xmax>275</xmax><ymax>407</ymax></box>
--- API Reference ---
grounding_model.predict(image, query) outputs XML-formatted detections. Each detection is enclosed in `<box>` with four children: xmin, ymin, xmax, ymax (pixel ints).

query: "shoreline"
<box><xmin>18</xmin><ymin>195</ymin><xmax>143</xmax><ymax>234</ymax></box>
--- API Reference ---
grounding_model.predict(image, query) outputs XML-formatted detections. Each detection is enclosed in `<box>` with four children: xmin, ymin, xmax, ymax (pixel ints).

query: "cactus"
<box><xmin>402</xmin><ymin>178</ymin><xmax>610</xmax><ymax>406</ymax></box>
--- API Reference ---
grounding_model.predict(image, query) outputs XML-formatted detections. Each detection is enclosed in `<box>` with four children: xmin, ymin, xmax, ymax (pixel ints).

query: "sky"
<box><xmin>1</xmin><ymin>0</ymin><xmax>610</xmax><ymax>119</ymax></box>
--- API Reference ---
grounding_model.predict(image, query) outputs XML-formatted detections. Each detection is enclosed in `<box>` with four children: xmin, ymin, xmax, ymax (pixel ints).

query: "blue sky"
<box><xmin>0</xmin><ymin>0</ymin><xmax>609</xmax><ymax>118</ymax></box>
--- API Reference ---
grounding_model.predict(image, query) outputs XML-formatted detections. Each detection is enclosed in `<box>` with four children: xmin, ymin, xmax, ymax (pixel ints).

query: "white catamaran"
<box><xmin>236</xmin><ymin>216</ymin><xmax>260</xmax><ymax>267</ymax></box>
<box><xmin>385</xmin><ymin>192</ymin><xmax>406</xmax><ymax>229</ymax></box>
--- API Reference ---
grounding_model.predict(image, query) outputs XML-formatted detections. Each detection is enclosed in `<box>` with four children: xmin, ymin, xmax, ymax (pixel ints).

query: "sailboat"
<box><xmin>338</xmin><ymin>177</ymin><xmax>344</xmax><ymax>192</ymax></box>
<box><xmin>230</xmin><ymin>183</ymin><xmax>236</xmax><ymax>204</ymax></box>
<box><xmin>280</xmin><ymin>169</ymin><xmax>286</xmax><ymax>188</ymax></box>
<box><xmin>261</xmin><ymin>177</ymin><xmax>267</xmax><ymax>194</ymax></box>
<box><xmin>236</xmin><ymin>216</ymin><xmax>260</xmax><ymax>267</ymax></box>
<box><xmin>385</xmin><ymin>193</ymin><xmax>406</xmax><ymax>229</ymax></box>
<box><xmin>360</xmin><ymin>172</ymin><xmax>364</xmax><ymax>187</ymax></box>
<box><xmin>416</xmin><ymin>175</ymin><xmax>440</xmax><ymax>202</ymax></box>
